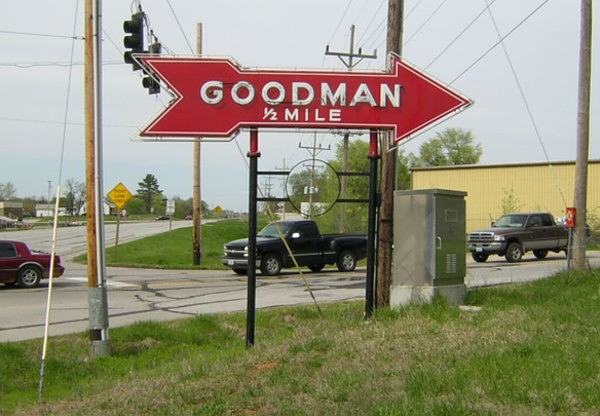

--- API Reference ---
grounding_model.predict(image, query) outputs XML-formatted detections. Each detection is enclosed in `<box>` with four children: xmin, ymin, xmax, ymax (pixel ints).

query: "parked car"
<box><xmin>468</xmin><ymin>212</ymin><xmax>569</xmax><ymax>263</ymax></box>
<box><xmin>155</xmin><ymin>216</ymin><xmax>170</xmax><ymax>221</ymax></box>
<box><xmin>0</xmin><ymin>240</ymin><xmax>65</xmax><ymax>288</ymax></box>
<box><xmin>222</xmin><ymin>220</ymin><xmax>367</xmax><ymax>276</ymax></box>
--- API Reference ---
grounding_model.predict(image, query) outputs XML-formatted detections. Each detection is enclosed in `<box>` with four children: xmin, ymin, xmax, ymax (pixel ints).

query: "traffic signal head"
<box><xmin>141</xmin><ymin>42</ymin><xmax>161</xmax><ymax>95</ymax></box>
<box><xmin>123</xmin><ymin>12</ymin><xmax>145</xmax><ymax>70</ymax></box>
<box><xmin>142</xmin><ymin>76</ymin><xmax>160</xmax><ymax>95</ymax></box>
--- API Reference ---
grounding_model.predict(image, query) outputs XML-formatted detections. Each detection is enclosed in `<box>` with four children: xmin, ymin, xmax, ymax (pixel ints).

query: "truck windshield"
<box><xmin>494</xmin><ymin>215</ymin><xmax>528</xmax><ymax>228</ymax></box>
<box><xmin>258</xmin><ymin>223</ymin><xmax>292</xmax><ymax>238</ymax></box>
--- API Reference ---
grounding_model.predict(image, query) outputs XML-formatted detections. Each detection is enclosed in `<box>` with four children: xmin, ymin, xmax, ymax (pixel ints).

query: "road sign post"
<box><xmin>107</xmin><ymin>183</ymin><xmax>133</xmax><ymax>249</ymax></box>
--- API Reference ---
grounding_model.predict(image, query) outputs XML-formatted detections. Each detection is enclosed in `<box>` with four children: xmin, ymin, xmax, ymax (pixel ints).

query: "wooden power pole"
<box><xmin>84</xmin><ymin>0</ymin><xmax>110</xmax><ymax>356</ymax></box>
<box><xmin>377</xmin><ymin>0</ymin><xmax>404</xmax><ymax>307</ymax></box>
<box><xmin>192</xmin><ymin>23</ymin><xmax>203</xmax><ymax>265</ymax></box>
<box><xmin>325</xmin><ymin>25</ymin><xmax>377</xmax><ymax>231</ymax></box>
<box><xmin>573</xmin><ymin>0</ymin><xmax>592</xmax><ymax>270</ymax></box>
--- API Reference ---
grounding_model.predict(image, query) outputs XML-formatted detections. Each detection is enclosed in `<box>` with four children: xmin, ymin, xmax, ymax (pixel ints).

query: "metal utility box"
<box><xmin>391</xmin><ymin>189</ymin><xmax>467</xmax><ymax>306</ymax></box>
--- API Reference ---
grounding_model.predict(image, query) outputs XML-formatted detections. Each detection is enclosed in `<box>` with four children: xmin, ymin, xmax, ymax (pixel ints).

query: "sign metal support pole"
<box><xmin>365</xmin><ymin>130</ymin><xmax>380</xmax><ymax>319</ymax></box>
<box><xmin>246</xmin><ymin>128</ymin><xmax>260</xmax><ymax>348</ymax></box>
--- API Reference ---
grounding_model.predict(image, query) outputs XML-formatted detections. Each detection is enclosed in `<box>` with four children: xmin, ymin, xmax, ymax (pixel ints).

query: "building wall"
<box><xmin>0</xmin><ymin>202</ymin><xmax>24</xmax><ymax>219</ymax></box>
<box><xmin>411</xmin><ymin>160</ymin><xmax>600</xmax><ymax>231</ymax></box>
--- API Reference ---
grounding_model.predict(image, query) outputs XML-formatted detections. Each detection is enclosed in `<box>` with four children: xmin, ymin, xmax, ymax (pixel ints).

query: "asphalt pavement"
<box><xmin>1</xmin><ymin>222</ymin><xmax>598</xmax><ymax>342</ymax></box>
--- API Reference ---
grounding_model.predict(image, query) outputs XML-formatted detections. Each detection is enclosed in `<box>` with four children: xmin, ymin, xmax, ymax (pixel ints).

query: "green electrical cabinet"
<box><xmin>391</xmin><ymin>189</ymin><xmax>467</xmax><ymax>306</ymax></box>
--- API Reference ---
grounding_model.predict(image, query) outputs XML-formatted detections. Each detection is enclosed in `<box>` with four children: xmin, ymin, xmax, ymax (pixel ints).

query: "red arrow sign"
<box><xmin>138</xmin><ymin>54</ymin><xmax>471</xmax><ymax>144</ymax></box>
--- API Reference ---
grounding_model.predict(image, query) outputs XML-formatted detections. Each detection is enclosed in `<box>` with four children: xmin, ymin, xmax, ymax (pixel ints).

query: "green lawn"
<box><xmin>2</xmin><ymin>269</ymin><xmax>600</xmax><ymax>415</ymax></box>
<box><xmin>75</xmin><ymin>218</ymin><xmax>266</xmax><ymax>270</ymax></box>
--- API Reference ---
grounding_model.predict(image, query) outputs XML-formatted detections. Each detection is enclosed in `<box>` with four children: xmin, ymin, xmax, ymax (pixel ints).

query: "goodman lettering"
<box><xmin>200</xmin><ymin>81</ymin><xmax>402</xmax><ymax>107</ymax></box>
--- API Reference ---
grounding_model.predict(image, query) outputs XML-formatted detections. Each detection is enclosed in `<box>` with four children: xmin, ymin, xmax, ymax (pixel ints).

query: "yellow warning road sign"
<box><xmin>108</xmin><ymin>182</ymin><xmax>133</xmax><ymax>210</ymax></box>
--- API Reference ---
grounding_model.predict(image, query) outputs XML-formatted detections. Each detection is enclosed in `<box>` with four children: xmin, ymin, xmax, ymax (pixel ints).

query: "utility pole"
<box><xmin>192</xmin><ymin>23</ymin><xmax>203</xmax><ymax>265</ymax></box>
<box><xmin>261</xmin><ymin>175</ymin><xmax>273</xmax><ymax>214</ymax></box>
<box><xmin>377</xmin><ymin>0</ymin><xmax>404</xmax><ymax>308</ymax></box>
<box><xmin>84</xmin><ymin>0</ymin><xmax>110</xmax><ymax>357</ymax></box>
<box><xmin>573</xmin><ymin>0</ymin><xmax>592</xmax><ymax>270</ymax></box>
<box><xmin>275</xmin><ymin>158</ymin><xmax>288</xmax><ymax>220</ymax></box>
<box><xmin>299</xmin><ymin>133</ymin><xmax>330</xmax><ymax>218</ymax></box>
<box><xmin>47</xmin><ymin>180</ymin><xmax>52</xmax><ymax>202</ymax></box>
<box><xmin>325</xmin><ymin>25</ymin><xmax>377</xmax><ymax>230</ymax></box>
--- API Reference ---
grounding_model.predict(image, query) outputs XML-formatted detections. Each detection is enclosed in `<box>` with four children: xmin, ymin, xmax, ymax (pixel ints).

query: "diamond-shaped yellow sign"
<box><xmin>214</xmin><ymin>205</ymin><xmax>223</xmax><ymax>216</ymax></box>
<box><xmin>108</xmin><ymin>182</ymin><xmax>133</xmax><ymax>210</ymax></box>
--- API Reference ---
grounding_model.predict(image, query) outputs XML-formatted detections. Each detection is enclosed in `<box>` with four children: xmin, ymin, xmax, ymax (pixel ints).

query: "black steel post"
<box><xmin>246</xmin><ymin>129</ymin><xmax>260</xmax><ymax>348</ymax></box>
<box><xmin>365</xmin><ymin>130</ymin><xmax>380</xmax><ymax>319</ymax></box>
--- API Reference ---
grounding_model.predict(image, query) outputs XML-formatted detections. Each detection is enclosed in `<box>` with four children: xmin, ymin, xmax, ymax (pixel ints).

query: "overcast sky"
<box><xmin>0</xmin><ymin>0</ymin><xmax>597</xmax><ymax>212</ymax></box>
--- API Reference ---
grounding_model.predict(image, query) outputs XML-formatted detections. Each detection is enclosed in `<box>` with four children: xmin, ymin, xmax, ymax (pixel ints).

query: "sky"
<box><xmin>0</xmin><ymin>0</ymin><xmax>598</xmax><ymax>212</ymax></box>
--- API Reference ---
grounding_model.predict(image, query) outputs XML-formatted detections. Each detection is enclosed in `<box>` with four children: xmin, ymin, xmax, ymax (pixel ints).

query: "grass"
<box><xmin>75</xmin><ymin>218</ymin><xmax>266</xmax><ymax>270</ymax></box>
<box><xmin>2</xmin><ymin>269</ymin><xmax>600</xmax><ymax>415</ymax></box>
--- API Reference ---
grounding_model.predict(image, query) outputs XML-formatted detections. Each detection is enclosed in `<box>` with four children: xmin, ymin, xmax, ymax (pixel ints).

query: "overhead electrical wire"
<box><xmin>424</xmin><ymin>0</ymin><xmax>498</xmax><ymax>70</ymax></box>
<box><xmin>0</xmin><ymin>29</ymin><xmax>83</xmax><ymax>40</ymax></box>
<box><xmin>0</xmin><ymin>61</ymin><xmax>123</xmax><ymax>68</ymax></box>
<box><xmin>449</xmin><ymin>0</ymin><xmax>550</xmax><ymax>85</ymax></box>
<box><xmin>361</xmin><ymin>0</ymin><xmax>431</xmax><ymax>57</ymax></box>
<box><xmin>356</xmin><ymin>0</ymin><xmax>386</xmax><ymax>46</ymax></box>
<box><xmin>165</xmin><ymin>0</ymin><xmax>194</xmax><ymax>54</ymax></box>
<box><xmin>0</xmin><ymin>115</ymin><xmax>137</xmax><ymax>128</ymax></box>
<box><xmin>483</xmin><ymin>0</ymin><xmax>567</xmax><ymax>207</ymax></box>
<box><xmin>403</xmin><ymin>0</ymin><xmax>450</xmax><ymax>46</ymax></box>
<box><xmin>326</xmin><ymin>0</ymin><xmax>355</xmax><ymax>46</ymax></box>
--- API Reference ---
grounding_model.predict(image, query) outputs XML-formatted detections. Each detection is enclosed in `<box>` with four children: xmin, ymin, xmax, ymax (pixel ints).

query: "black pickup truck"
<box><xmin>468</xmin><ymin>212</ymin><xmax>569</xmax><ymax>263</ymax></box>
<box><xmin>222</xmin><ymin>220</ymin><xmax>367</xmax><ymax>276</ymax></box>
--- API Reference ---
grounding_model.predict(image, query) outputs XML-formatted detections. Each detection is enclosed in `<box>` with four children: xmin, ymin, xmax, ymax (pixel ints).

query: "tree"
<box><xmin>64</xmin><ymin>178</ymin><xmax>85</xmax><ymax>216</ymax></box>
<box><xmin>0</xmin><ymin>182</ymin><xmax>17</xmax><ymax>200</ymax></box>
<box><xmin>411</xmin><ymin>128</ymin><xmax>482</xmax><ymax>167</ymax></box>
<box><xmin>136</xmin><ymin>174</ymin><xmax>162</xmax><ymax>214</ymax></box>
<box><xmin>501</xmin><ymin>186</ymin><xmax>522</xmax><ymax>214</ymax></box>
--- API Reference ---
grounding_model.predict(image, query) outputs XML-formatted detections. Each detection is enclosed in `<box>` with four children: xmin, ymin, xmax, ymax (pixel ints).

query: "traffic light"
<box><xmin>123</xmin><ymin>12</ymin><xmax>144</xmax><ymax>70</ymax></box>
<box><xmin>142</xmin><ymin>42</ymin><xmax>161</xmax><ymax>95</ymax></box>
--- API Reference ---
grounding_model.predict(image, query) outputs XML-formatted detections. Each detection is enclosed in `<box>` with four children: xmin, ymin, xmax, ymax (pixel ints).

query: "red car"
<box><xmin>0</xmin><ymin>240</ymin><xmax>65</xmax><ymax>288</ymax></box>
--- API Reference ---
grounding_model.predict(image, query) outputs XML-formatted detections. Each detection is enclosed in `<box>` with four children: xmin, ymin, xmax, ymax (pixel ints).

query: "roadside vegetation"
<box><xmin>75</xmin><ymin>218</ymin><xmax>267</xmax><ymax>270</ymax></box>
<box><xmin>2</xmin><ymin>269</ymin><xmax>600</xmax><ymax>415</ymax></box>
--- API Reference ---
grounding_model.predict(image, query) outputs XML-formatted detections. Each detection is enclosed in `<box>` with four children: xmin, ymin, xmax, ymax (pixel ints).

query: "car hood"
<box><xmin>471</xmin><ymin>227</ymin><xmax>520</xmax><ymax>235</ymax></box>
<box><xmin>226</xmin><ymin>237</ymin><xmax>278</xmax><ymax>249</ymax></box>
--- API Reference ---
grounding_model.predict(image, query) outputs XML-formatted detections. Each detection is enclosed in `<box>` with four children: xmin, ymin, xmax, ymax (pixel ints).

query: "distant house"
<box><xmin>0</xmin><ymin>201</ymin><xmax>23</xmax><ymax>219</ymax></box>
<box><xmin>78</xmin><ymin>201</ymin><xmax>113</xmax><ymax>216</ymax></box>
<box><xmin>35</xmin><ymin>204</ymin><xmax>67</xmax><ymax>217</ymax></box>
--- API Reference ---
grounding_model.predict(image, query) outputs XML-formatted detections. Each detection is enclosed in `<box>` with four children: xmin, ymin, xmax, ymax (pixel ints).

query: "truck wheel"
<box><xmin>17</xmin><ymin>266</ymin><xmax>42</xmax><ymax>288</ymax></box>
<box><xmin>232</xmin><ymin>268</ymin><xmax>247</xmax><ymax>276</ymax></box>
<box><xmin>308</xmin><ymin>264</ymin><xmax>325</xmax><ymax>272</ymax></box>
<box><xmin>336</xmin><ymin>250</ymin><xmax>357</xmax><ymax>272</ymax></box>
<box><xmin>505</xmin><ymin>242</ymin><xmax>523</xmax><ymax>263</ymax></box>
<box><xmin>533</xmin><ymin>249</ymin><xmax>548</xmax><ymax>259</ymax></box>
<box><xmin>472</xmin><ymin>252</ymin><xmax>489</xmax><ymax>263</ymax></box>
<box><xmin>260</xmin><ymin>253</ymin><xmax>282</xmax><ymax>276</ymax></box>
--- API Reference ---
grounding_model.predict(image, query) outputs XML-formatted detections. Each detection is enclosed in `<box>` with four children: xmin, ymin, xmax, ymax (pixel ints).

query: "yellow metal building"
<box><xmin>411</xmin><ymin>160</ymin><xmax>600</xmax><ymax>231</ymax></box>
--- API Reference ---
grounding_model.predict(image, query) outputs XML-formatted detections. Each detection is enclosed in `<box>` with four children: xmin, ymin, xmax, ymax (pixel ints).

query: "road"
<box><xmin>0</xmin><ymin>219</ymin><xmax>194</xmax><ymax>260</ymax></box>
<box><xmin>1</xmin><ymin>223</ymin><xmax>598</xmax><ymax>342</ymax></box>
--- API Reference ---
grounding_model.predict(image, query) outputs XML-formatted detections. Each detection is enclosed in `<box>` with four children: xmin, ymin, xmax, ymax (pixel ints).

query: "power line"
<box><xmin>0</xmin><ymin>61</ymin><xmax>123</xmax><ymax>68</ymax></box>
<box><xmin>404</xmin><ymin>0</ymin><xmax>450</xmax><ymax>46</ymax></box>
<box><xmin>450</xmin><ymin>0</ymin><xmax>550</xmax><ymax>85</ymax></box>
<box><xmin>165</xmin><ymin>0</ymin><xmax>193</xmax><ymax>54</ymax></box>
<box><xmin>405</xmin><ymin>0</ymin><xmax>427</xmax><ymax>20</ymax></box>
<box><xmin>102</xmin><ymin>29</ymin><xmax>122</xmax><ymax>58</ymax></box>
<box><xmin>0</xmin><ymin>29</ymin><xmax>84</xmax><ymax>40</ymax></box>
<box><xmin>425</xmin><ymin>0</ymin><xmax>498</xmax><ymax>70</ymax></box>
<box><xmin>326</xmin><ymin>0</ymin><xmax>355</xmax><ymax>46</ymax></box>
<box><xmin>483</xmin><ymin>0</ymin><xmax>567</xmax><ymax>207</ymax></box>
<box><xmin>0</xmin><ymin>115</ymin><xmax>137</xmax><ymax>128</ymax></box>
<box><xmin>356</xmin><ymin>0</ymin><xmax>386</xmax><ymax>45</ymax></box>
